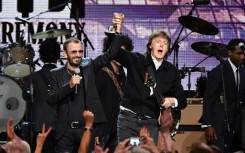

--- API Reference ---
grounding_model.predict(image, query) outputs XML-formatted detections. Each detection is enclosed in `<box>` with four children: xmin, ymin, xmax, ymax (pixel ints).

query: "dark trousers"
<box><xmin>117</xmin><ymin>110</ymin><xmax>159</xmax><ymax>144</ymax></box>
<box><xmin>103</xmin><ymin>131</ymin><xmax>118</xmax><ymax>153</ymax></box>
<box><xmin>55</xmin><ymin>128</ymin><xmax>95</xmax><ymax>153</ymax></box>
<box><xmin>209</xmin><ymin>130</ymin><xmax>243</xmax><ymax>153</ymax></box>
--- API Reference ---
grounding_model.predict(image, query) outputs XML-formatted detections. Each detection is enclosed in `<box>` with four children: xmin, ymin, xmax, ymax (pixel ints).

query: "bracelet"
<box><xmin>84</xmin><ymin>127</ymin><xmax>93</xmax><ymax>131</ymax></box>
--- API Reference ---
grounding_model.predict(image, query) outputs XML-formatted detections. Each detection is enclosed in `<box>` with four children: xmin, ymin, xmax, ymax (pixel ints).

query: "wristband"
<box><xmin>84</xmin><ymin>127</ymin><xmax>93</xmax><ymax>131</ymax></box>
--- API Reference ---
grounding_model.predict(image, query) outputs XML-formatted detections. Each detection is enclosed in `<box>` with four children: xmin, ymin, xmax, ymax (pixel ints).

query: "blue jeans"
<box><xmin>117</xmin><ymin>109</ymin><xmax>159</xmax><ymax>144</ymax></box>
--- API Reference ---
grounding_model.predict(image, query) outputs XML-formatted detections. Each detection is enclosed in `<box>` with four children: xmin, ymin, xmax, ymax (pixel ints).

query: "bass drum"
<box><xmin>0</xmin><ymin>75</ymin><xmax>26</xmax><ymax>132</ymax></box>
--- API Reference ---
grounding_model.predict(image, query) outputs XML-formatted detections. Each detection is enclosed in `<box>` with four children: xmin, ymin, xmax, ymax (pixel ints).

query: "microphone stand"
<box><xmin>18</xmin><ymin>2</ymin><xmax>68</xmax><ymax>22</ymax></box>
<box><xmin>215</xmin><ymin>55</ymin><xmax>230</xmax><ymax>153</ymax></box>
<box><xmin>169</xmin><ymin>4</ymin><xmax>197</xmax><ymax>68</ymax></box>
<box><xmin>28</xmin><ymin>53</ymin><xmax>35</xmax><ymax>150</ymax></box>
<box><xmin>66</xmin><ymin>3</ymin><xmax>94</xmax><ymax>58</ymax></box>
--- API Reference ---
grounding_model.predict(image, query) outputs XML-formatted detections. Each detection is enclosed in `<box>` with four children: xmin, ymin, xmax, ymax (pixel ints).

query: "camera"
<box><xmin>129</xmin><ymin>137</ymin><xmax>141</xmax><ymax>146</ymax></box>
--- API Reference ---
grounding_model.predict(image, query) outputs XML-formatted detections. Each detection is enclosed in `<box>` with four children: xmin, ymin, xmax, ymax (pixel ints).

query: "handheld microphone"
<box><xmin>15</xmin><ymin>17</ymin><xmax>30</xmax><ymax>24</ymax></box>
<box><xmin>238</xmin><ymin>42</ymin><xmax>245</xmax><ymax>51</ymax></box>
<box><xmin>74</xmin><ymin>68</ymin><xmax>80</xmax><ymax>94</ymax></box>
<box><xmin>191</xmin><ymin>0</ymin><xmax>210</xmax><ymax>5</ymax></box>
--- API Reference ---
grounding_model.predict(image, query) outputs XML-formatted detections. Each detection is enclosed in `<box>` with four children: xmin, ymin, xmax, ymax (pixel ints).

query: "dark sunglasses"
<box><xmin>68</xmin><ymin>50</ymin><xmax>83</xmax><ymax>54</ymax></box>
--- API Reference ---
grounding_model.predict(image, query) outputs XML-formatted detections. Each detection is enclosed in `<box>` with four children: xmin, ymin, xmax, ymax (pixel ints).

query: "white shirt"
<box><xmin>228</xmin><ymin>58</ymin><xmax>240</xmax><ymax>88</ymax></box>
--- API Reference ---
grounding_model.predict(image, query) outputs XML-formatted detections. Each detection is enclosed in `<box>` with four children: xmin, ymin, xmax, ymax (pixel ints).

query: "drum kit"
<box><xmin>175</xmin><ymin>14</ymin><xmax>228</xmax><ymax>98</ymax></box>
<box><xmin>0</xmin><ymin>29</ymin><xmax>72</xmax><ymax>132</ymax></box>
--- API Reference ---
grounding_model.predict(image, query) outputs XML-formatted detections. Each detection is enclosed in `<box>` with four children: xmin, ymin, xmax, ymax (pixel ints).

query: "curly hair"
<box><xmin>102</xmin><ymin>33</ymin><xmax>134</xmax><ymax>53</ymax></box>
<box><xmin>39</xmin><ymin>38</ymin><xmax>61</xmax><ymax>63</ymax></box>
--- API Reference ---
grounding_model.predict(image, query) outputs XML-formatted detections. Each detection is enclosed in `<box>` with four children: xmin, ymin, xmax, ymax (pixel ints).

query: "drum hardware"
<box><xmin>180</xmin><ymin>66</ymin><xmax>206</xmax><ymax>98</ymax></box>
<box><xmin>169</xmin><ymin>2</ymin><xmax>218</xmax><ymax>68</ymax></box>
<box><xmin>180</xmin><ymin>41</ymin><xmax>228</xmax><ymax>97</ymax></box>
<box><xmin>193</xmin><ymin>73</ymin><xmax>207</xmax><ymax>98</ymax></box>
<box><xmin>191</xmin><ymin>41</ymin><xmax>228</xmax><ymax>57</ymax></box>
<box><xmin>66</xmin><ymin>2</ymin><xmax>94</xmax><ymax>57</ymax></box>
<box><xmin>32</xmin><ymin>29</ymin><xmax>73</xmax><ymax>39</ymax></box>
<box><xmin>178</xmin><ymin>16</ymin><xmax>218</xmax><ymax>36</ymax></box>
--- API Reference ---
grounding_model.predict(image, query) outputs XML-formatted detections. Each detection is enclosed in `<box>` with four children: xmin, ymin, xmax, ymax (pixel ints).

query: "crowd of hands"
<box><xmin>1</xmin><ymin>109</ymin><xmax>216</xmax><ymax>153</ymax></box>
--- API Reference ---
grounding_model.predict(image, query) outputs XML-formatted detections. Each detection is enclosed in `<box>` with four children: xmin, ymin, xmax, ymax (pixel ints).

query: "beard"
<box><xmin>67</xmin><ymin>57</ymin><xmax>82</xmax><ymax>67</ymax></box>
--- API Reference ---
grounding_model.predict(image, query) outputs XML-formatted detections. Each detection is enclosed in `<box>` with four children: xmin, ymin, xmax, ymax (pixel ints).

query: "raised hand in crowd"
<box><xmin>92</xmin><ymin>145</ymin><xmax>109</xmax><ymax>153</ymax></box>
<box><xmin>34</xmin><ymin>124</ymin><xmax>52</xmax><ymax>153</ymax></box>
<box><xmin>78</xmin><ymin>110</ymin><xmax>94</xmax><ymax>153</ymax></box>
<box><xmin>4</xmin><ymin>117</ymin><xmax>31</xmax><ymax>153</ymax></box>
<box><xmin>114</xmin><ymin>139</ymin><xmax>132</xmax><ymax>153</ymax></box>
<box><xmin>139</xmin><ymin>127</ymin><xmax>159</xmax><ymax>153</ymax></box>
<box><xmin>159</xmin><ymin>109</ymin><xmax>174</xmax><ymax>153</ymax></box>
<box><xmin>6</xmin><ymin>117</ymin><xmax>18</xmax><ymax>141</ymax></box>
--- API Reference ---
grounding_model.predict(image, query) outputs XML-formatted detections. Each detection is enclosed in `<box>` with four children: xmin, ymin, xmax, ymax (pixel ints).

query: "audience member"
<box><xmin>3</xmin><ymin>118</ymin><xmax>31</xmax><ymax>153</ymax></box>
<box><xmin>34</xmin><ymin>124</ymin><xmax>52</xmax><ymax>153</ymax></box>
<box><xmin>189</xmin><ymin>142</ymin><xmax>213</xmax><ymax>153</ymax></box>
<box><xmin>78</xmin><ymin>110</ymin><xmax>94</xmax><ymax>153</ymax></box>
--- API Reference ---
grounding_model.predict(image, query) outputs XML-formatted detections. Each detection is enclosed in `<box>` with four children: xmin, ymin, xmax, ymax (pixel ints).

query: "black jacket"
<box><xmin>115</xmin><ymin>50</ymin><xmax>187</xmax><ymax>118</ymax></box>
<box><xmin>47</xmin><ymin>35</ymin><xmax>123</xmax><ymax>140</ymax></box>
<box><xmin>202</xmin><ymin>60</ymin><xmax>245</xmax><ymax>135</ymax></box>
<box><xmin>22</xmin><ymin>64</ymin><xmax>57</xmax><ymax>132</ymax></box>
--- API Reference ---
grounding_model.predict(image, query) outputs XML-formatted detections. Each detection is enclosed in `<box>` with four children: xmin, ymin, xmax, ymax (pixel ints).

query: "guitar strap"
<box><xmin>146</xmin><ymin>64</ymin><xmax>162</xmax><ymax>107</ymax></box>
<box><xmin>147</xmin><ymin>63</ymin><xmax>181</xmax><ymax>137</ymax></box>
<box><xmin>100</xmin><ymin>66</ymin><xmax>123</xmax><ymax>148</ymax></box>
<box><xmin>102</xmin><ymin>67</ymin><xmax>123</xmax><ymax>98</ymax></box>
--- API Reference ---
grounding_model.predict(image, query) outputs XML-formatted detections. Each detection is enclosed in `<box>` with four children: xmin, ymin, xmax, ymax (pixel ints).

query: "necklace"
<box><xmin>67</xmin><ymin>67</ymin><xmax>74</xmax><ymax>77</ymax></box>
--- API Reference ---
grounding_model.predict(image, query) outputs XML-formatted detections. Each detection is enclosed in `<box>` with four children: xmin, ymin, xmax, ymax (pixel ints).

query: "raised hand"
<box><xmin>36</xmin><ymin>124</ymin><xmax>52</xmax><ymax>146</ymax></box>
<box><xmin>83</xmin><ymin>110</ymin><xmax>94</xmax><ymax>128</ymax></box>
<box><xmin>112</xmin><ymin>13</ymin><xmax>124</xmax><ymax>33</ymax></box>
<box><xmin>6</xmin><ymin>117</ymin><xmax>17</xmax><ymax>141</ymax></box>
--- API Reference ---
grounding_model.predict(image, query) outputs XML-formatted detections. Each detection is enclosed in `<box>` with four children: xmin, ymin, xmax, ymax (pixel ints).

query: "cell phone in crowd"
<box><xmin>129</xmin><ymin>137</ymin><xmax>141</xmax><ymax>146</ymax></box>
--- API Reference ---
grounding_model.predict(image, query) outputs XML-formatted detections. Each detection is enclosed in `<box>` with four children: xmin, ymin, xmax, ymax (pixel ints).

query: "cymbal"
<box><xmin>179</xmin><ymin>16</ymin><xmax>219</xmax><ymax>35</ymax></box>
<box><xmin>32</xmin><ymin>29</ymin><xmax>73</xmax><ymax>39</ymax></box>
<box><xmin>191</xmin><ymin>41</ymin><xmax>228</xmax><ymax>57</ymax></box>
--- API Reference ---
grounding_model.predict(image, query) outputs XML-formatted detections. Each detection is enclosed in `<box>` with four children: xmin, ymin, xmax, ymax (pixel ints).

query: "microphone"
<box><xmin>74</xmin><ymin>68</ymin><xmax>80</xmax><ymax>94</ymax></box>
<box><xmin>238</xmin><ymin>42</ymin><xmax>245</xmax><ymax>51</ymax></box>
<box><xmin>15</xmin><ymin>17</ymin><xmax>30</xmax><ymax>24</ymax></box>
<box><xmin>191</xmin><ymin>0</ymin><xmax>210</xmax><ymax>5</ymax></box>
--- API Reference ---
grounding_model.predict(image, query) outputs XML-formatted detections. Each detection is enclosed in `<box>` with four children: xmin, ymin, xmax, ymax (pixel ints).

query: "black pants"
<box><xmin>117</xmin><ymin>110</ymin><xmax>159</xmax><ymax>144</ymax></box>
<box><xmin>55</xmin><ymin>128</ymin><xmax>95</xmax><ymax>153</ymax></box>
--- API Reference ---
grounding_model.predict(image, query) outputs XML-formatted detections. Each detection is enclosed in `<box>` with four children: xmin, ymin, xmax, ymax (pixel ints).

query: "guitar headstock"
<box><xmin>144</xmin><ymin>76</ymin><xmax>156</xmax><ymax>88</ymax></box>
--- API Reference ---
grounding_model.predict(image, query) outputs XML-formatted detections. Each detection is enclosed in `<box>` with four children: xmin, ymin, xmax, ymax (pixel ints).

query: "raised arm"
<box><xmin>78</xmin><ymin>110</ymin><xmax>94</xmax><ymax>153</ymax></box>
<box><xmin>93</xmin><ymin>13</ymin><xmax>124</xmax><ymax>72</ymax></box>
